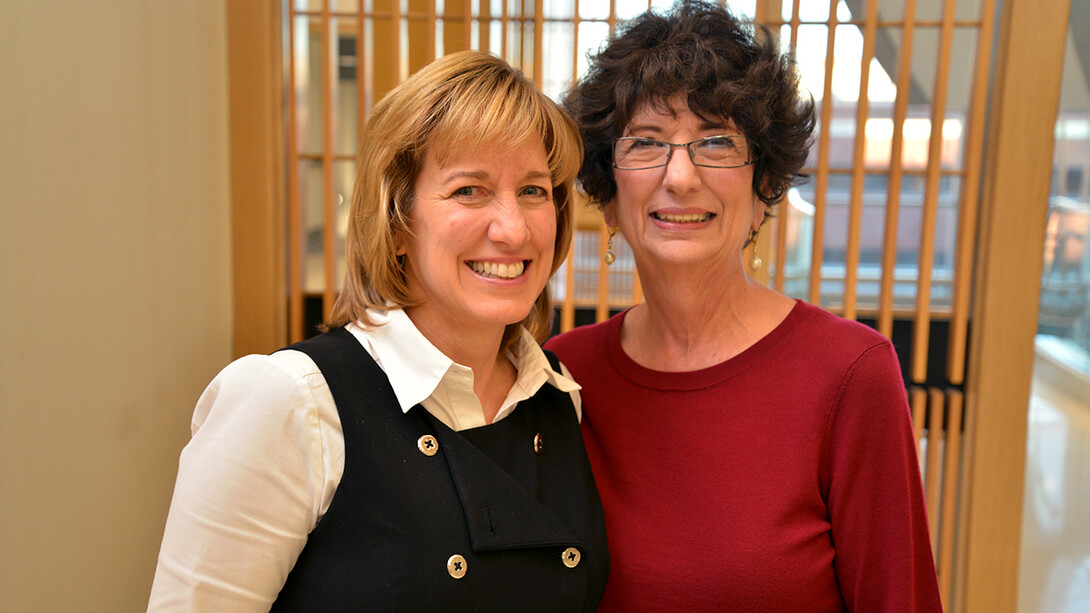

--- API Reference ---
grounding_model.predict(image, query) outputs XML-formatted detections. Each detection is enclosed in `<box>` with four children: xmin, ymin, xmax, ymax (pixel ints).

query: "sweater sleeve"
<box><xmin>822</xmin><ymin>341</ymin><xmax>943</xmax><ymax>612</ymax></box>
<box><xmin>147</xmin><ymin>352</ymin><xmax>342</xmax><ymax>612</ymax></box>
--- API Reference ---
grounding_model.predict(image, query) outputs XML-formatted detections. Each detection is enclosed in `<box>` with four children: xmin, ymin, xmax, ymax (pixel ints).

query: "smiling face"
<box><xmin>607</xmin><ymin>97</ymin><xmax>764</xmax><ymax>275</ymax></box>
<box><xmin>400</xmin><ymin>138</ymin><xmax>557</xmax><ymax>342</ymax></box>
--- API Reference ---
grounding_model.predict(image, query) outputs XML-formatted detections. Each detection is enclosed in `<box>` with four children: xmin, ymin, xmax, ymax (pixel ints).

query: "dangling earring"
<box><xmin>603</xmin><ymin>226</ymin><xmax>619</xmax><ymax>266</ymax></box>
<box><xmin>748</xmin><ymin>228</ymin><xmax>762</xmax><ymax>271</ymax></box>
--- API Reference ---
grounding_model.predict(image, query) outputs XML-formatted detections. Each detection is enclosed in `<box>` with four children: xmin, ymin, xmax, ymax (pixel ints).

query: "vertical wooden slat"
<box><xmin>561</xmin><ymin>252</ymin><xmax>575</xmax><ymax>332</ymax></box>
<box><xmin>357</xmin><ymin>0</ymin><xmax>367</xmax><ymax>138</ymax></box>
<box><xmin>788</xmin><ymin>0</ymin><xmax>800</xmax><ymax>50</ymax></box>
<box><xmin>287</xmin><ymin>9</ymin><xmax>304</xmax><ymax>343</ymax></box>
<box><xmin>954</xmin><ymin>390</ymin><xmax>973</xmax><ymax>613</ymax></box>
<box><xmin>878</xmin><ymin>0</ymin><xmax>918</xmax><ymax>338</ymax></box>
<box><xmin>370</xmin><ymin>0</ymin><xmax>402</xmax><ymax>100</ymax></box>
<box><xmin>479</xmin><ymin>0</ymin><xmax>491</xmax><ymax>54</ymax></box>
<box><xmin>465</xmin><ymin>0</ymin><xmax>473</xmax><ymax>50</ymax></box>
<box><xmin>938</xmin><ymin>389</ymin><xmax>963</xmax><ymax>609</ymax></box>
<box><xmin>393</xmin><ymin>0</ymin><xmax>403</xmax><ymax>83</ymax></box>
<box><xmin>533</xmin><ymin>0</ymin><xmax>543</xmax><ymax>86</ymax></box>
<box><xmin>910</xmin><ymin>386</ymin><xmax>927</xmax><ymax>457</ymax></box>
<box><xmin>427</xmin><ymin>0</ymin><xmax>437</xmax><ymax>61</ymax></box>
<box><xmin>572</xmin><ymin>0</ymin><xmax>581</xmax><ymax>86</ymax></box>
<box><xmin>519</xmin><ymin>0</ymin><xmax>527</xmax><ymax>68</ymax></box>
<box><xmin>924</xmin><ymin>387</ymin><xmax>945</xmax><ymax>548</ymax></box>
<box><xmin>227</xmin><ymin>0</ymin><xmax>287</xmax><ymax>356</ymax></box>
<box><xmin>807</xmin><ymin>0</ymin><xmax>839</xmax><ymax>307</ymax></box>
<box><xmin>406</xmin><ymin>0</ymin><xmax>432</xmax><ymax>74</ymax></box>
<box><xmin>947</xmin><ymin>0</ymin><xmax>998</xmax><ymax>386</ymax></box>
<box><xmin>910</xmin><ymin>0</ymin><xmax>957</xmax><ymax>383</ymax></box>
<box><xmin>559</xmin><ymin>0</ymin><xmax>581</xmax><ymax>334</ymax></box>
<box><xmin>500</xmin><ymin>0</ymin><xmax>509</xmax><ymax>60</ymax></box>
<box><xmin>753</xmin><ymin>0</ymin><xmax>771</xmax><ymax>29</ymax></box>
<box><xmin>591</xmin><ymin>1</ymin><xmax>618</xmax><ymax>323</ymax></box>
<box><xmin>843</xmin><ymin>0</ymin><xmax>879</xmax><ymax>320</ymax></box>
<box><xmin>962</xmin><ymin>0</ymin><xmax>1071</xmax><ymax>609</ymax></box>
<box><xmin>442</xmin><ymin>0</ymin><xmax>464</xmax><ymax>53</ymax></box>
<box><xmin>321</xmin><ymin>9</ymin><xmax>337</xmax><ymax>324</ymax></box>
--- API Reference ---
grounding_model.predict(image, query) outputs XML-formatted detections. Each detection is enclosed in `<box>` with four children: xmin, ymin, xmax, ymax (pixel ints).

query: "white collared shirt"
<box><xmin>147</xmin><ymin>308</ymin><xmax>581</xmax><ymax>612</ymax></box>
<box><xmin>358</xmin><ymin>307</ymin><xmax>581</xmax><ymax>430</ymax></box>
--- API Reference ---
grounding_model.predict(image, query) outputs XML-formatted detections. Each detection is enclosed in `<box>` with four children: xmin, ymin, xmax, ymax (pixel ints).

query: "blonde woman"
<box><xmin>149</xmin><ymin>51</ymin><xmax>607</xmax><ymax>612</ymax></box>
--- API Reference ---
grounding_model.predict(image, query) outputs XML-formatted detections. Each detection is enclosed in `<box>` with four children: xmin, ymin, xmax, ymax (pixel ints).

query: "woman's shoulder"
<box><xmin>192</xmin><ymin>348</ymin><xmax>330</xmax><ymax>432</ymax></box>
<box><xmin>791</xmin><ymin>300</ymin><xmax>892</xmax><ymax>351</ymax></box>
<box><xmin>207</xmin><ymin>349</ymin><xmax>324</xmax><ymax>395</ymax></box>
<box><xmin>778</xmin><ymin>301</ymin><xmax>902</xmax><ymax>381</ymax></box>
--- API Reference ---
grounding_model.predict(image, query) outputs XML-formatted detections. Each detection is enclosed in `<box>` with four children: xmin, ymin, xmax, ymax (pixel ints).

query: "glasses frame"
<box><xmin>612</xmin><ymin>135</ymin><xmax>757</xmax><ymax>170</ymax></box>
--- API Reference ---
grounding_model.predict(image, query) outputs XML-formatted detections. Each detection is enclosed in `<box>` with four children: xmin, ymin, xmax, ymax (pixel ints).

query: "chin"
<box><xmin>471</xmin><ymin>302</ymin><xmax>537</xmax><ymax>328</ymax></box>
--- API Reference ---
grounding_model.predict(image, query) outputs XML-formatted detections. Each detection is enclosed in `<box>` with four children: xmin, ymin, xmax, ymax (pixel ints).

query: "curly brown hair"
<box><xmin>564</xmin><ymin>0</ymin><xmax>815</xmax><ymax>212</ymax></box>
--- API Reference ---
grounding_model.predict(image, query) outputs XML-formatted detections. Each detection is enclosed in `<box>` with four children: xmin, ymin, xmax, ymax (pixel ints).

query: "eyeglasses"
<box><xmin>612</xmin><ymin>135</ymin><xmax>755</xmax><ymax>170</ymax></box>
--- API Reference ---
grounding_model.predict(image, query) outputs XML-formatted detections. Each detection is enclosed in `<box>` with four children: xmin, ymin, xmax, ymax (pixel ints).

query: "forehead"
<box><xmin>422</xmin><ymin>136</ymin><xmax>549</xmax><ymax>175</ymax></box>
<box><xmin>626</xmin><ymin>97</ymin><xmax>737</xmax><ymax>133</ymax></box>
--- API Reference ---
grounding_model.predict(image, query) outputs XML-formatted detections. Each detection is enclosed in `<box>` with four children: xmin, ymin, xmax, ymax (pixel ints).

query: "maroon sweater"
<box><xmin>546</xmin><ymin>300</ymin><xmax>942</xmax><ymax>612</ymax></box>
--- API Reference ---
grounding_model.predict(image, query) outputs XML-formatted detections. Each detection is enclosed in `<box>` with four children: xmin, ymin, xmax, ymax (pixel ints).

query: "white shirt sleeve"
<box><xmin>147</xmin><ymin>351</ymin><xmax>343</xmax><ymax>612</ymax></box>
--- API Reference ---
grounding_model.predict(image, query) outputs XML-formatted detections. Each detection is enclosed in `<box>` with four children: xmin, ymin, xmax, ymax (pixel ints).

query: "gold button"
<box><xmin>417</xmin><ymin>435</ymin><xmax>439</xmax><ymax>456</ymax></box>
<box><xmin>447</xmin><ymin>554</ymin><xmax>467</xmax><ymax>579</ymax></box>
<box><xmin>561</xmin><ymin>547</ymin><xmax>580</xmax><ymax>568</ymax></box>
<box><xmin>533</xmin><ymin>433</ymin><xmax>544</xmax><ymax>454</ymax></box>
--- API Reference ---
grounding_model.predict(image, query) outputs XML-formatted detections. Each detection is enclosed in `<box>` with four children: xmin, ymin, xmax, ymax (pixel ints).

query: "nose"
<box><xmin>662</xmin><ymin>145</ymin><xmax>702</xmax><ymax>194</ymax></box>
<box><xmin>487</xmin><ymin>197</ymin><xmax>531</xmax><ymax>247</ymax></box>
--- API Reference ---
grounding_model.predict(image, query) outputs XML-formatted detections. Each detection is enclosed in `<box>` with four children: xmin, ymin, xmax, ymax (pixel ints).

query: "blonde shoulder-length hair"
<box><xmin>326</xmin><ymin>50</ymin><xmax>581</xmax><ymax>348</ymax></box>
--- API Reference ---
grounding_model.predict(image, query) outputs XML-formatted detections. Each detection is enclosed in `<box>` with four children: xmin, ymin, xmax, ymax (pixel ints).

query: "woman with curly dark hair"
<box><xmin>545</xmin><ymin>2</ymin><xmax>942</xmax><ymax>611</ymax></box>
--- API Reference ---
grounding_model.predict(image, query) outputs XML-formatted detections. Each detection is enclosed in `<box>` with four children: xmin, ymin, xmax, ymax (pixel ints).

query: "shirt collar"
<box><xmin>349</xmin><ymin>308</ymin><xmax>580</xmax><ymax>420</ymax></box>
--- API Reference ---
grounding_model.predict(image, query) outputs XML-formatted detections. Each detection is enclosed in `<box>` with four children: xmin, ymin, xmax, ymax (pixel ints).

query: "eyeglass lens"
<box><xmin>614</xmin><ymin>136</ymin><xmax>749</xmax><ymax>168</ymax></box>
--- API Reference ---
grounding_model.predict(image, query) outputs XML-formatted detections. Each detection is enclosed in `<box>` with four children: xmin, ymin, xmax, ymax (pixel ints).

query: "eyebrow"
<box><xmin>442</xmin><ymin>170</ymin><xmax>490</xmax><ymax>184</ymax></box>
<box><xmin>625</xmin><ymin>120</ymin><xmax>734</xmax><ymax>135</ymax></box>
<box><xmin>441</xmin><ymin>169</ymin><xmax>552</xmax><ymax>185</ymax></box>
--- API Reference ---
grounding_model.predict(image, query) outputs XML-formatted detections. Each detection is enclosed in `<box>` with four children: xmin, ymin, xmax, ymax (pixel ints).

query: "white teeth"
<box><xmin>470</xmin><ymin>260</ymin><xmax>525</xmax><ymax>279</ymax></box>
<box><xmin>654</xmin><ymin>212</ymin><xmax>713</xmax><ymax>223</ymax></box>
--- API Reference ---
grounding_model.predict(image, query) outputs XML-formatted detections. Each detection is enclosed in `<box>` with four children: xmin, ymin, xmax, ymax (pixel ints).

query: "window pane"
<box><xmin>544</xmin><ymin>0</ymin><xmax>575</xmax><ymax>20</ymax></box>
<box><xmin>293</xmin><ymin>16</ymin><xmax>326</xmax><ymax>155</ymax></box>
<box><xmin>334</xmin><ymin>22</ymin><xmax>359</xmax><ymax>156</ymax></box>
<box><xmin>542</xmin><ymin>21</ymin><xmax>574</xmax><ymax>100</ymax></box>
<box><xmin>301</xmin><ymin>159</ymin><xmax>326</xmax><ymax>294</ymax></box>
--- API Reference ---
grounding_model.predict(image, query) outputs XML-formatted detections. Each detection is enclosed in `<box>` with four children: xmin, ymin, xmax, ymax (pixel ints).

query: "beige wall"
<box><xmin>0</xmin><ymin>1</ymin><xmax>231</xmax><ymax>610</ymax></box>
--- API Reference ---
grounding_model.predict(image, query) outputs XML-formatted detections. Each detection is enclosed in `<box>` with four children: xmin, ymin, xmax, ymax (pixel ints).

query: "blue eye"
<box><xmin>629</xmin><ymin>138</ymin><xmax>661</xmax><ymax>149</ymax></box>
<box><xmin>520</xmin><ymin>185</ymin><xmax>551</xmax><ymax>202</ymax></box>
<box><xmin>453</xmin><ymin>186</ymin><xmax>478</xmax><ymax>197</ymax></box>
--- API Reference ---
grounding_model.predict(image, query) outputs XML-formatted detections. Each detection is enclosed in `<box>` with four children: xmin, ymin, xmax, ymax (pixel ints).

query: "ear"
<box><xmin>752</xmin><ymin>181</ymin><xmax>768</xmax><ymax>228</ymax></box>
<box><xmin>601</xmin><ymin>200</ymin><xmax>619</xmax><ymax>228</ymax></box>
<box><xmin>752</xmin><ymin>199</ymin><xmax>766</xmax><ymax>230</ymax></box>
<box><xmin>394</xmin><ymin>231</ymin><xmax>408</xmax><ymax>257</ymax></box>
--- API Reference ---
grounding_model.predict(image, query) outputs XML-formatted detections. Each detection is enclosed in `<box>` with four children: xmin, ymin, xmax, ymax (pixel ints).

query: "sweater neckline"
<box><xmin>604</xmin><ymin>299</ymin><xmax>812</xmax><ymax>391</ymax></box>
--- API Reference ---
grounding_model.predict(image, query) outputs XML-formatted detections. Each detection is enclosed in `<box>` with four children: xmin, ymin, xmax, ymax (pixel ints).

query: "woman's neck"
<box><xmin>622</xmin><ymin>258</ymin><xmax>792</xmax><ymax>372</ymax></box>
<box><xmin>403</xmin><ymin>310</ymin><xmax>516</xmax><ymax>424</ymax></box>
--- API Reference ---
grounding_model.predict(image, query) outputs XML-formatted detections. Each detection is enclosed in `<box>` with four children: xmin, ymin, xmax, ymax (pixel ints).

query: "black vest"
<box><xmin>270</xmin><ymin>328</ymin><xmax>608</xmax><ymax>612</ymax></box>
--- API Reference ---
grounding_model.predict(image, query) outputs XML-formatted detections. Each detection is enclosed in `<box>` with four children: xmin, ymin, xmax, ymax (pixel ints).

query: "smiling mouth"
<box><xmin>468</xmin><ymin>260</ymin><xmax>528</xmax><ymax>279</ymax></box>
<box><xmin>652</xmin><ymin>212</ymin><xmax>715</xmax><ymax>223</ymax></box>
